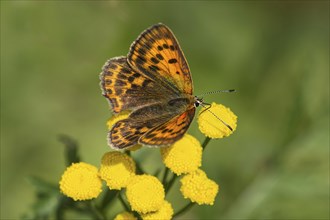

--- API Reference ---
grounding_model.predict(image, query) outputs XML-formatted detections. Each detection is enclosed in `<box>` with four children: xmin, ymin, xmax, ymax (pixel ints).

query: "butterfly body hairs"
<box><xmin>100</xmin><ymin>23</ymin><xmax>202</xmax><ymax>150</ymax></box>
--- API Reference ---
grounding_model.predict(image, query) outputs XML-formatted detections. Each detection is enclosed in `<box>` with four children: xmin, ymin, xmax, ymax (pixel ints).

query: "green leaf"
<box><xmin>57</xmin><ymin>134</ymin><xmax>80</xmax><ymax>165</ymax></box>
<box><xmin>27</xmin><ymin>176</ymin><xmax>58</xmax><ymax>194</ymax></box>
<box><xmin>23</xmin><ymin>176</ymin><xmax>61</xmax><ymax>220</ymax></box>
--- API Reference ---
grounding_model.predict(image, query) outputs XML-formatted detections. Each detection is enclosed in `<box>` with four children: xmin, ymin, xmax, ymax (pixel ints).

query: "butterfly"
<box><xmin>100</xmin><ymin>23</ymin><xmax>203</xmax><ymax>150</ymax></box>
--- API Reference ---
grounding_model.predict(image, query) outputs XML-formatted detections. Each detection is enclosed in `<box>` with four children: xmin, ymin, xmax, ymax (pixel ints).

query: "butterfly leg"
<box><xmin>199</xmin><ymin>103</ymin><xmax>233</xmax><ymax>131</ymax></box>
<box><xmin>199</xmin><ymin>102</ymin><xmax>211</xmax><ymax>115</ymax></box>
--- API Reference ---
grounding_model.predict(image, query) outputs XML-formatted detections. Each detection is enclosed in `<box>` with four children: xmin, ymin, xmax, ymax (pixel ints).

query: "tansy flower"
<box><xmin>180</xmin><ymin>169</ymin><xmax>219</xmax><ymax>205</ymax></box>
<box><xmin>59</xmin><ymin>162</ymin><xmax>102</xmax><ymax>201</ymax></box>
<box><xmin>198</xmin><ymin>102</ymin><xmax>237</xmax><ymax>138</ymax></box>
<box><xmin>99</xmin><ymin>151</ymin><xmax>136</xmax><ymax>190</ymax></box>
<box><xmin>141</xmin><ymin>200</ymin><xmax>174</xmax><ymax>220</ymax></box>
<box><xmin>160</xmin><ymin>134</ymin><xmax>202</xmax><ymax>175</ymax></box>
<box><xmin>126</xmin><ymin>175</ymin><xmax>165</xmax><ymax>214</ymax></box>
<box><xmin>114</xmin><ymin>212</ymin><xmax>137</xmax><ymax>220</ymax></box>
<box><xmin>107</xmin><ymin>111</ymin><xmax>142</xmax><ymax>151</ymax></box>
<box><xmin>107</xmin><ymin>111</ymin><xmax>130</xmax><ymax>129</ymax></box>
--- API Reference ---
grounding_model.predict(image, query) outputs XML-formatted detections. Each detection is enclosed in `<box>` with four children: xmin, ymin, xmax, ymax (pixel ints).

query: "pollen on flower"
<box><xmin>160</xmin><ymin>134</ymin><xmax>202</xmax><ymax>175</ymax></box>
<box><xmin>180</xmin><ymin>169</ymin><xmax>219</xmax><ymax>205</ymax></box>
<box><xmin>99</xmin><ymin>151</ymin><xmax>136</xmax><ymax>190</ymax></box>
<box><xmin>107</xmin><ymin>111</ymin><xmax>131</xmax><ymax>129</ymax></box>
<box><xmin>198</xmin><ymin>102</ymin><xmax>237</xmax><ymax>138</ymax></box>
<box><xmin>114</xmin><ymin>211</ymin><xmax>137</xmax><ymax>220</ymax></box>
<box><xmin>126</xmin><ymin>175</ymin><xmax>165</xmax><ymax>214</ymax></box>
<box><xmin>59</xmin><ymin>162</ymin><xmax>102</xmax><ymax>201</ymax></box>
<box><xmin>141</xmin><ymin>200</ymin><xmax>174</xmax><ymax>220</ymax></box>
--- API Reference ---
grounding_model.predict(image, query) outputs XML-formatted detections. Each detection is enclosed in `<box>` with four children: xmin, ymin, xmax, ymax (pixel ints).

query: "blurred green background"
<box><xmin>1</xmin><ymin>1</ymin><xmax>329</xmax><ymax>219</ymax></box>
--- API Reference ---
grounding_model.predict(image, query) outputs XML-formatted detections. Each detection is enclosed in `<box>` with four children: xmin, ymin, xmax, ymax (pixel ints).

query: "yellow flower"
<box><xmin>180</xmin><ymin>169</ymin><xmax>219</xmax><ymax>205</ymax></box>
<box><xmin>141</xmin><ymin>200</ymin><xmax>173</xmax><ymax>220</ymax></box>
<box><xmin>198</xmin><ymin>102</ymin><xmax>237</xmax><ymax>138</ymax></box>
<box><xmin>107</xmin><ymin>111</ymin><xmax>142</xmax><ymax>151</ymax></box>
<box><xmin>127</xmin><ymin>144</ymin><xmax>142</xmax><ymax>151</ymax></box>
<box><xmin>107</xmin><ymin>111</ymin><xmax>131</xmax><ymax>129</ymax></box>
<box><xmin>160</xmin><ymin>134</ymin><xmax>202</xmax><ymax>175</ymax></box>
<box><xmin>114</xmin><ymin>212</ymin><xmax>137</xmax><ymax>220</ymax></box>
<box><xmin>59</xmin><ymin>162</ymin><xmax>102</xmax><ymax>201</ymax></box>
<box><xmin>99</xmin><ymin>151</ymin><xmax>136</xmax><ymax>190</ymax></box>
<box><xmin>126</xmin><ymin>175</ymin><xmax>165</xmax><ymax>214</ymax></box>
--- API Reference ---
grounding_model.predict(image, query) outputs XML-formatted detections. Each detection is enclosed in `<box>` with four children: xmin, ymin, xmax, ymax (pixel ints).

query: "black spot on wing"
<box><xmin>168</xmin><ymin>58</ymin><xmax>177</xmax><ymax>64</ymax></box>
<box><xmin>151</xmin><ymin>57</ymin><xmax>159</xmax><ymax>64</ymax></box>
<box><xmin>156</xmin><ymin>54</ymin><xmax>164</xmax><ymax>60</ymax></box>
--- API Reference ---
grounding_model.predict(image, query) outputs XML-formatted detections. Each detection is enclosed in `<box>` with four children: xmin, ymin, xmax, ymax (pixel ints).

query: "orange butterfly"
<box><xmin>100</xmin><ymin>23</ymin><xmax>203</xmax><ymax>150</ymax></box>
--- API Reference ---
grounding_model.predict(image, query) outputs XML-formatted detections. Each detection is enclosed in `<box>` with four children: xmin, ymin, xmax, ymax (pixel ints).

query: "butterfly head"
<box><xmin>194</xmin><ymin>96</ymin><xmax>204</xmax><ymax>108</ymax></box>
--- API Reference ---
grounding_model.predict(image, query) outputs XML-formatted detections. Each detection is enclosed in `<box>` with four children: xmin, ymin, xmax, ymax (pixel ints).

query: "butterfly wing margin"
<box><xmin>139</xmin><ymin>107</ymin><xmax>195</xmax><ymax>146</ymax></box>
<box><xmin>127</xmin><ymin>23</ymin><xmax>193</xmax><ymax>95</ymax></box>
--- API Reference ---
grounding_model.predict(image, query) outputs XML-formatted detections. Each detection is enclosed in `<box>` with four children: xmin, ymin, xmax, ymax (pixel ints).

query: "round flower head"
<box><xmin>141</xmin><ymin>200</ymin><xmax>173</xmax><ymax>220</ymax></box>
<box><xmin>59</xmin><ymin>162</ymin><xmax>102</xmax><ymax>201</ymax></box>
<box><xmin>126</xmin><ymin>175</ymin><xmax>165</xmax><ymax>214</ymax></box>
<box><xmin>99</xmin><ymin>151</ymin><xmax>136</xmax><ymax>190</ymax></box>
<box><xmin>160</xmin><ymin>134</ymin><xmax>202</xmax><ymax>175</ymax></box>
<box><xmin>198</xmin><ymin>102</ymin><xmax>237</xmax><ymax>138</ymax></box>
<box><xmin>114</xmin><ymin>212</ymin><xmax>137</xmax><ymax>220</ymax></box>
<box><xmin>107</xmin><ymin>111</ymin><xmax>142</xmax><ymax>151</ymax></box>
<box><xmin>107</xmin><ymin>111</ymin><xmax>130</xmax><ymax>129</ymax></box>
<box><xmin>180</xmin><ymin>169</ymin><xmax>219</xmax><ymax>205</ymax></box>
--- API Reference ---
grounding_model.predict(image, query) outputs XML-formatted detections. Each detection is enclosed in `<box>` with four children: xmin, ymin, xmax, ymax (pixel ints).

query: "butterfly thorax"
<box><xmin>167</xmin><ymin>95</ymin><xmax>195</xmax><ymax>113</ymax></box>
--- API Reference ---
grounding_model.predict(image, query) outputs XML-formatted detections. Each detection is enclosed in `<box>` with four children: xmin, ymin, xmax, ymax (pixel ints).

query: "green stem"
<box><xmin>88</xmin><ymin>200</ymin><xmax>105</xmax><ymax>220</ymax></box>
<box><xmin>173</xmin><ymin>202</ymin><xmax>195</xmax><ymax>217</ymax></box>
<box><xmin>202</xmin><ymin>137</ymin><xmax>211</xmax><ymax>150</ymax></box>
<box><xmin>118</xmin><ymin>192</ymin><xmax>130</xmax><ymax>212</ymax></box>
<box><xmin>126</xmin><ymin>151</ymin><xmax>144</xmax><ymax>174</ymax></box>
<box><xmin>165</xmin><ymin>173</ymin><xmax>177</xmax><ymax>193</ymax></box>
<box><xmin>99</xmin><ymin>188</ymin><xmax>118</xmax><ymax>210</ymax></box>
<box><xmin>162</xmin><ymin>167</ymin><xmax>169</xmax><ymax>185</ymax></box>
<box><xmin>135</xmin><ymin>161</ymin><xmax>144</xmax><ymax>174</ymax></box>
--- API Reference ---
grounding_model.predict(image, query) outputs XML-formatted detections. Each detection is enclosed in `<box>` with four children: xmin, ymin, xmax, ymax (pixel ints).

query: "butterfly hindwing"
<box><xmin>128</xmin><ymin>23</ymin><xmax>193</xmax><ymax>95</ymax></box>
<box><xmin>109</xmin><ymin>102</ymin><xmax>180</xmax><ymax>149</ymax></box>
<box><xmin>139</xmin><ymin>107</ymin><xmax>196</xmax><ymax>146</ymax></box>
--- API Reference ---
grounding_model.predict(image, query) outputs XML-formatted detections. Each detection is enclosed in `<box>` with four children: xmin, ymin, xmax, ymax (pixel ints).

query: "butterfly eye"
<box><xmin>194</xmin><ymin>97</ymin><xmax>203</xmax><ymax>108</ymax></box>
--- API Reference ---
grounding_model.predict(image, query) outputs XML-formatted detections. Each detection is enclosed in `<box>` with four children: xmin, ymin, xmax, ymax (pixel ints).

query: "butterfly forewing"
<box><xmin>128</xmin><ymin>23</ymin><xmax>193</xmax><ymax>95</ymax></box>
<box><xmin>100</xmin><ymin>56</ymin><xmax>173</xmax><ymax>113</ymax></box>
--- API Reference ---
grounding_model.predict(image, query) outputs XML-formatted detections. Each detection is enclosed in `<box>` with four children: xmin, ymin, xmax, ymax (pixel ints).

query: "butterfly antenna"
<box><xmin>200</xmin><ymin>103</ymin><xmax>233</xmax><ymax>131</ymax></box>
<box><xmin>197</xmin><ymin>89</ymin><xmax>236</xmax><ymax>97</ymax></box>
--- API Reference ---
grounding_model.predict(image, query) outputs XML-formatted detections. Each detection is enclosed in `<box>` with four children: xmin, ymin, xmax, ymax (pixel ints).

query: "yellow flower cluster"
<box><xmin>99</xmin><ymin>151</ymin><xmax>136</xmax><ymax>190</ymax></box>
<box><xmin>126</xmin><ymin>175</ymin><xmax>165</xmax><ymax>214</ymax></box>
<box><xmin>114</xmin><ymin>201</ymin><xmax>173</xmax><ymax>220</ymax></box>
<box><xmin>198</xmin><ymin>103</ymin><xmax>237</xmax><ymax>138</ymax></box>
<box><xmin>59</xmin><ymin>151</ymin><xmax>136</xmax><ymax>200</ymax></box>
<box><xmin>106</xmin><ymin>111</ymin><xmax>130</xmax><ymax>129</ymax></box>
<box><xmin>59</xmin><ymin>162</ymin><xmax>102</xmax><ymax>201</ymax></box>
<box><xmin>160</xmin><ymin>134</ymin><xmax>202</xmax><ymax>175</ymax></box>
<box><xmin>59</xmin><ymin>101</ymin><xmax>236</xmax><ymax>217</ymax></box>
<box><xmin>114</xmin><ymin>212</ymin><xmax>137</xmax><ymax>220</ymax></box>
<box><xmin>158</xmin><ymin>103</ymin><xmax>235</xmax><ymax>206</ymax></box>
<box><xmin>180</xmin><ymin>169</ymin><xmax>219</xmax><ymax>205</ymax></box>
<box><xmin>141</xmin><ymin>200</ymin><xmax>173</xmax><ymax>220</ymax></box>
